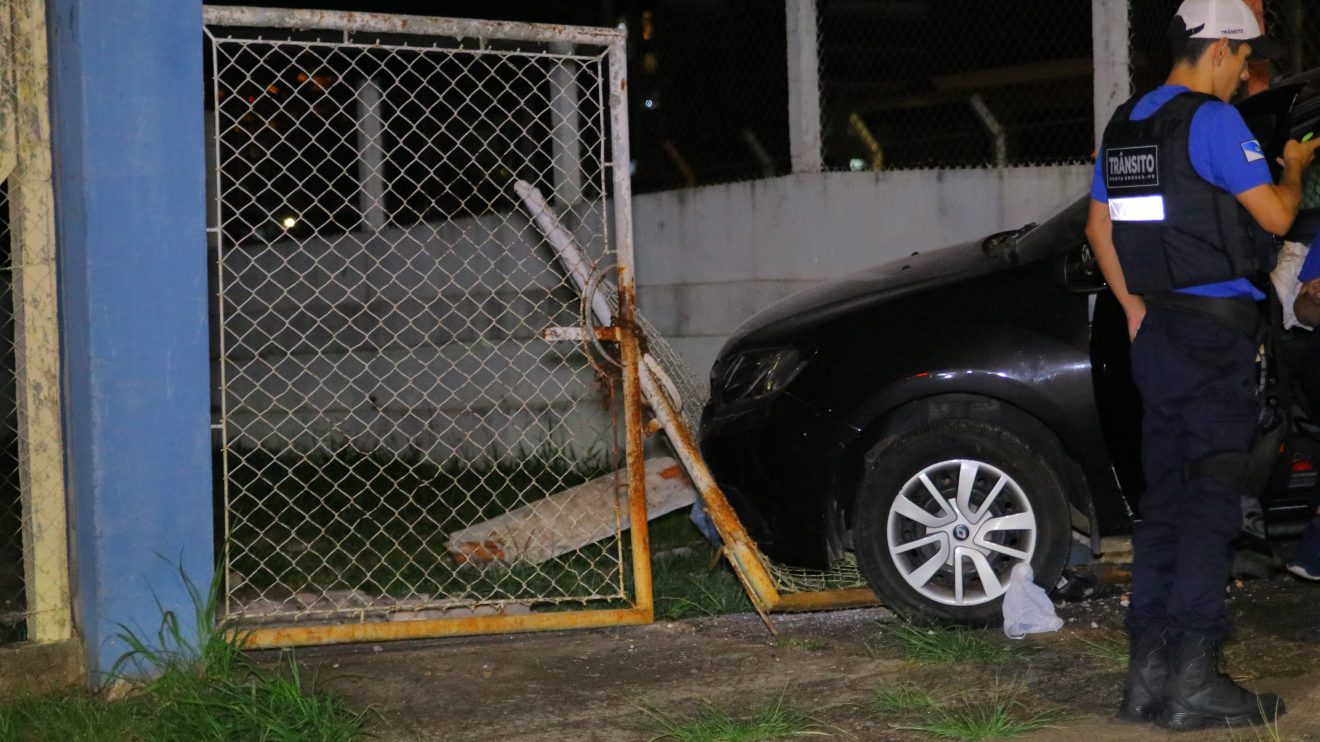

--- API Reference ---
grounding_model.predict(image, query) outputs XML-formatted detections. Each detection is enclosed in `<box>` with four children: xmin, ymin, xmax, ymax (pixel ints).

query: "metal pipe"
<box><xmin>355</xmin><ymin>78</ymin><xmax>386</xmax><ymax>232</ymax></box>
<box><xmin>203</xmin><ymin>6</ymin><xmax>624</xmax><ymax>47</ymax></box>
<box><xmin>968</xmin><ymin>93</ymin><xmax>1007</xmax><ymax>168</ymax></box>
<box><xmin>236</xmin><ymin>607</ymin><xmax>653</xmax><ymax>649</ymax></box>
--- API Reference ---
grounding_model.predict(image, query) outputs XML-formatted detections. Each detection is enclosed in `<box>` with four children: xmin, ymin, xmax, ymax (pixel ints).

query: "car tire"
<box><xmin>853</xmin><ymin>418</ymin><xmax>1071</xmax><ymax>626</ymax></box>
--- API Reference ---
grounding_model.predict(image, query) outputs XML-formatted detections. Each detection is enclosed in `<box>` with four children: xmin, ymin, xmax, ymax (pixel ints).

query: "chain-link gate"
<box><xmin>204</xmin><ymin>7</ymin><xmax>651</xmax><ymax>647</ymax></box>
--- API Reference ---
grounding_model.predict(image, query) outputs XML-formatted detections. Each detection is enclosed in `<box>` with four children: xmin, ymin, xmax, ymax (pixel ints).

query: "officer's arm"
<box><xmin>1085</xmin><ymin>199</ymin><xmax>1145</xmax><ymax>341</ymax></box>
<box><xmin>1296</xmin><ymin>279</ymin><xmax>1320</xmax><ymax>327</ymax></box>
<box><xmin>1236</xmin><ymin>138</ymin><xmax>1320</xmax><ymax>235</ymax></box>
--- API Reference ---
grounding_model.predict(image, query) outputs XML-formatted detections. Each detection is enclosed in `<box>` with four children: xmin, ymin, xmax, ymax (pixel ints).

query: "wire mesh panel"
<box><xmin>626</xmin><ymin>1</ymin><xmax>790</xmax><ymax>193</ymax></box>
<box><xmin>205</xmin><ymin>10</ymin><xmax>646</xmax><ymax>637</ymax></box>
<box><xmin>817</xmin><ymin>0</ymin><xmax>1093</xmax><ymax>171</ymax></box>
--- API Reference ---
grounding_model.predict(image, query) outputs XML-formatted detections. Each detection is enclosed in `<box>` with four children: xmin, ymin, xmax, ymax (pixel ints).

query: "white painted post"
<box><xmin>786</xmin><ymin>0</ymin><xmax>822</xmax><ymax>174</ymax></box>
<box><xmin>1093</xmin><ymin>0</ymin><xmax>1131</xmax><ymax>150</ymax></box>
<box><xmin>11</xmin><ymin>0</ymin><xmax>70</xmax><ymax>643</ymax></box>
<box><xmin>355</xmin><ymin>78</ymin><xmax>386</xmax><ymax>231</ymax></box>
<box><xmin>549</xmin><ymin>42</ymin><xmax>582</xmax><ymax>207</ymax></box>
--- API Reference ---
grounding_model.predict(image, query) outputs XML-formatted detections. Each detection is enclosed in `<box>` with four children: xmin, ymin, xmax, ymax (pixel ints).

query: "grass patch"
<box><xmin>650</xmin><ymin>512</ymin><xmax>752</xmax><ymax>620</ymax></box>
<box><xmin>889</xmin><ymin>683</ymin><xmax>1065</xmax><ymax>741</ymax></box>
<box><xmin>876</xmin><ymin>624</ymin><xmax>1024</xmax><ymax>666</ymax></box>
<box><xmin>874</xmin><ymin>682</ymin><xmax>940</xmax><ymax>714</ymax></box>
<box><xmin>0</xmin><ymin>564</ymin><xmax>370</xmax><ymax>741</ymax></box>
<box><xmin>644</xmin><ymin>693</ymin><xmax>830</xmax><ymax>741</ymax></box>
<box><xmin>221</xmin><ymin>445</ymin><xmax>624</xmax><ymax>606</ymax></box>
<box><xmin>1075</xmin><ymin>632</ymin><xmax>1127</xmax><ymax>668</ymax></box>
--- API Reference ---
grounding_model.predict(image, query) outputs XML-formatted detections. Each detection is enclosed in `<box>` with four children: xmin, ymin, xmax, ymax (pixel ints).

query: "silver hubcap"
<box><xmin>886</xmin><ymin>459</ymin><xmax>1036</xmax><ymax>607</ymax></box>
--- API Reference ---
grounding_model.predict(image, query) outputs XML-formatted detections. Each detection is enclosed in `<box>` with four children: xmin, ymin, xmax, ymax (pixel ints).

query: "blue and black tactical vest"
<box><xmin>1101</xmin><ymin>91</ymin><xmax>1276</xmax><ymax>294</ymax></box>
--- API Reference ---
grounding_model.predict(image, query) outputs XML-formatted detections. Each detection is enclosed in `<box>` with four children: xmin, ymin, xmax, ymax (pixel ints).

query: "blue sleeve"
<box><xmin>1090</xmin><ymin>151</ymin><xmax>1107</xmax><ymax>202</ymax></box>
<box><xmin>1188</xmin><ymin>102</ymin><xmax>1273</xmax><ymax>195</ymax></box>
<box><xmin>1302</xmin><ymin>239</ymin><xmax>1320</xmax><ymax>282</ymax></box>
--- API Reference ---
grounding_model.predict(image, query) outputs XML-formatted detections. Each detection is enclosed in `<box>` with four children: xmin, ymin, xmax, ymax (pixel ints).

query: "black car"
<box><xmin>699</xmin><ymin>78</ymin><xmax>1320</xmax><ymax>625</ymax></box>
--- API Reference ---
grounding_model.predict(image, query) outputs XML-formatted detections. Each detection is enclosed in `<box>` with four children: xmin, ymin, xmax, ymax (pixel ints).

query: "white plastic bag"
<box><xmin>1001</xmin><ymin>563</ymin><xmax>1063</xmax><ymax>639</ymax></box>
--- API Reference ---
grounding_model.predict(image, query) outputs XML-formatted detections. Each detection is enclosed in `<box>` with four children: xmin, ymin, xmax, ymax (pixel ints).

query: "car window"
<box><xmin>1283</xmin><ymin>85</ymin><xmax>1320</xmax><ymax>242</ymax></box>
<box><xmin>1236</xmin><ymin>83</ymin><xmax>1303</xmax><ymax>182</ymax></box>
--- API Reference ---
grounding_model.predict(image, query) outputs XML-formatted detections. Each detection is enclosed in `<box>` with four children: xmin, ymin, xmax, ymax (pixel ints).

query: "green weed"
<box><xmin>644</xmin><ymin>693</ymin><xmax>830</xmax><ymax>741</ymax></box>
<box><xmin>873</xmin><ymin>681</ymin><xmax>940</xmax><ymax>714</ymax></box>
<box><xmin>221</xmin><ymin>445</ymin><xmax>630</xmax><ymax>607</ymax></box>
<box><xmin>878</xmin><ymin>624</ymin><xmax>1024</xmax><ymax>665</ymax></box>
<box><xmin>890</xmin><ymin>683</ymin><xmax>1064</xmax><ymax>741</ymax></box>
<box><xmin>1075</xmin><ymin>632</ymin><xmax>1127</xmax><ymax>668</ymax></box>
<box><xmin>649</xmin><ymin>512</ymin><xmax>751</xmax><ymax>620</ymax></box>
<box><xmin>0</xmin><ymin>563</ymin><xmax>371</xmax><ymax>742</ymax></box>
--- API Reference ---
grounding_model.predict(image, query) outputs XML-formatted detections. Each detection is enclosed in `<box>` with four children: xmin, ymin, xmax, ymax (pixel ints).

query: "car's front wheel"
<box><xmin>853</xmin><ymin>418</ymin><xmax>1071</xmax><ymax>625</ymax></box>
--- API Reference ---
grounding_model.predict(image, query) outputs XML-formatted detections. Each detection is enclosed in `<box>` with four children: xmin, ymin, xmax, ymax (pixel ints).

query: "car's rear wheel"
<box><xmin>853</xmin><ymin>418</ymin><xmax>1071</xmax><ymax>625</ymax></box>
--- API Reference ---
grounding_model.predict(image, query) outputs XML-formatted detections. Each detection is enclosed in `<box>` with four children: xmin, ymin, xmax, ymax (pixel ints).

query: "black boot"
<box><xmin>1159</xmin><ymin>634</ymin><xmax>1284</xmax><ymax>731</ymax></box>
<box><xmin>1117</xmin><ymin>628</ymin><xmax>1170</xmax><ymax>723</ymax></box>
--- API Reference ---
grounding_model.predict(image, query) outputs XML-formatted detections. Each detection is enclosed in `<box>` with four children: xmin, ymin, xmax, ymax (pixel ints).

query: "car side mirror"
<box><xmin>1056</xmin><ymin>242</ymin><xmax>1107</xmax><ymax>294</ymax></box>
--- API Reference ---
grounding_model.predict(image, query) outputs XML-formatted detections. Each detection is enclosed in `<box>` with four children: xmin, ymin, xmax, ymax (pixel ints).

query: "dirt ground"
<box><xmin>269</xmin><ymin>571</ymin><xmax>1320</xmax><ymax>741</ymax></box>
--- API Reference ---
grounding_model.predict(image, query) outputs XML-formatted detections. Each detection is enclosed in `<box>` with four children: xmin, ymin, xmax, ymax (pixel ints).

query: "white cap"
<box><xmin>1174</xmin><ymin>0</ymin><xmax>1284</xmax><ymax>59</ymax></box>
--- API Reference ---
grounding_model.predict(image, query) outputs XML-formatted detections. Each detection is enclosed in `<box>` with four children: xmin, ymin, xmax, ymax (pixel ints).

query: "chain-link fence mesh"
<box><xmin>818</xmin><ymin>0</ymin><xmax>1093</xmax><ymax>171</ymax></box>
<box><xmin>627</xmin><ymin>1</ymin><xmax>789</xmax><ymax>193</ymax></box>
<box><xmin>0</xmin><ymin>180</ymin><xmax>22</xmax><ymax>644</ymax></box>
<box><xmin>206</xmin><ymin>17</ymin><xmax>643</xmax><ymax>626</ymax></box>
<box><xmin>1263</xmin><ymin>0</ymin><xmax>1319</xmax><ymax>79</ymax></box>
<box><xmin>1131</xmin><ymin>1</ymin><xmax>1313</xmax><ymax>92</ymax></box>
<box><xmin>1129</xmin><ymin>0</ymin><xmax>1181</xmax><ymax>95</ymax></box>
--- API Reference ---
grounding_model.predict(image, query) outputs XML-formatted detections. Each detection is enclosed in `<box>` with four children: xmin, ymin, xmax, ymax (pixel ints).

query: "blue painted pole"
<box><xmin>47</xmin><ymin>0</ymin><xmax>212</xmax><ymax>682</ymax></box>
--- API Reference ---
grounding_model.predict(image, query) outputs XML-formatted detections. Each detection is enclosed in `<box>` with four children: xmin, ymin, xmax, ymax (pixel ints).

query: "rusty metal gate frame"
<box><xmin>203</xmin><ymin>6</ymin><xmax>652</xmax><ymax>649</ymax></box>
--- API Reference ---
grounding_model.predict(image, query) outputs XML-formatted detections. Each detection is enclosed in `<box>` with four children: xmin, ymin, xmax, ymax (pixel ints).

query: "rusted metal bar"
<box><xmin>202</xmin><ymin>6</ymin><xmax>623</xmax><ymax>47</ymax></box>
<box><xmin>235</xmin><ymin>607</ymin><xmax>654</xmax><ymax>650</ymax></box>
<box><xmin>772</xmin><ymin>587</ymin><xmax>878</xmax><ymax>613</ymax></box>
<box><xmin>543</xmin><ymin>326</ymin><xmax>619</xmax><ymax>343</ymax></box>
<box><xmin>608</xmin><ymin>36</ymin><xmax>653</xmax><ymax>620</ymax></box>
<box><xmin>617</xmin><ymin>279</ymin><xmax>653</xmax><ymax>619</ymax></box>
<box><xmin>637</xmin><ymin>363</ymin><xmax>782</xmax><ymax>625</ymax></box>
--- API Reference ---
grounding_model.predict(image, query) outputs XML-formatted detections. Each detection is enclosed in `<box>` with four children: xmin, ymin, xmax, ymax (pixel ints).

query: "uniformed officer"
<box><xmin>1085</xmin><ymin>0</ymin><xmax>1320</xmax><ymax>731</ymax></box>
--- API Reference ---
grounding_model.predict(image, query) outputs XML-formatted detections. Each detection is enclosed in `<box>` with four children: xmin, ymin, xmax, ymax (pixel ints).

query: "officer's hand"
<box><xmin>1304</xmin><ymin>277</ymin><xmax>1320</xmax><ymax>300</ymax></box>
<box><xmin>1127</xmin><ymin>307</ymin><xmax>1145</xmax><ymax>342</ymax></box>
<box><xmin>1281</xmin><ymin>137</ymin><xmax>1320</xmax><ymax>171</ymax></box>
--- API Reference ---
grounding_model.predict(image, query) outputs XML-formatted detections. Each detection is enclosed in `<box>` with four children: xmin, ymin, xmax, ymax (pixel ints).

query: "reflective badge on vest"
<box><xmin>1108</xmin><ymin>195</ymin><xmax>1166</xmax><ymax>221</ymax></box>
<box><xmin>1104</xmin><ymin>145</ymin><xmax>1160</xmax><ymax>189</ymax></box>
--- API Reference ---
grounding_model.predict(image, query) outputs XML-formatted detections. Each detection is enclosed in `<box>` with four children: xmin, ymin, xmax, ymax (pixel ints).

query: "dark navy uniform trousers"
<box><xmin>1126</xmin><ymin>305</ymin><xmax>1259</xmax><ymax>640</ymax></box>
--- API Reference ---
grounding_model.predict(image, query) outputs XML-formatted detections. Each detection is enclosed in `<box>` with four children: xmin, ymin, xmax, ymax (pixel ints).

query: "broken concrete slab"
<box><xmin>445</xmin><ymin>457</ymin><xmax>696</xmax><ymax>566</ymax></box>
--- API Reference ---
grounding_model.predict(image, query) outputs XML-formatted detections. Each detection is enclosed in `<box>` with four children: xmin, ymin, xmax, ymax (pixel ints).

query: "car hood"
<box><xmin>719</xmin><ymin>196</ymin><xmax>1087</xmax><ymax>354</ymax></box>
<box><xmin>722</xmin><ymin>238</ymin><xmax>1006</xmax><ymax>352</ymax></box>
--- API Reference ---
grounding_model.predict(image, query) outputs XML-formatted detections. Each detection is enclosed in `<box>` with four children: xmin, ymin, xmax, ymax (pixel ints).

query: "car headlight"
<box><xmin>713</xmin><ymin>347</ymin><xmax>811</xmax><ymax>405</ymax></box>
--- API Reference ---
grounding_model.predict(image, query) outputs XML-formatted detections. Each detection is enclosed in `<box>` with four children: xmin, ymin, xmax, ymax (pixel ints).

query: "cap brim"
<box><xmin>1249</xmin><ymin>35</ymin><xmax>1286</xmax><ymax>61</ymax></box>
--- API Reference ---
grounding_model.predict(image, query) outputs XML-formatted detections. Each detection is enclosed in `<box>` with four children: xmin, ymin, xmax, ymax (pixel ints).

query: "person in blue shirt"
<box><xmin>1086</xmin><ymin>0</ymin><xmax>1320</xmax><ymax>731</ymax></box>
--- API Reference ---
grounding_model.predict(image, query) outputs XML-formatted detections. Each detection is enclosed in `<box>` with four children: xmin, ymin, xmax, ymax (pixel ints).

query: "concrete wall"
<box><xmin>212</xmin><ymin>208</ymin><xmax>617</xmax><ymax>463</ymax></box>
<box><xmin>633</xmin><ymin>165</ymin><xmax>1093</xmax><ymax>374</ymax></box>
<box><xmin>211</xmin><ymin>166</ymin><xmax>1091</xmax><ymax>462</ymax></box>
